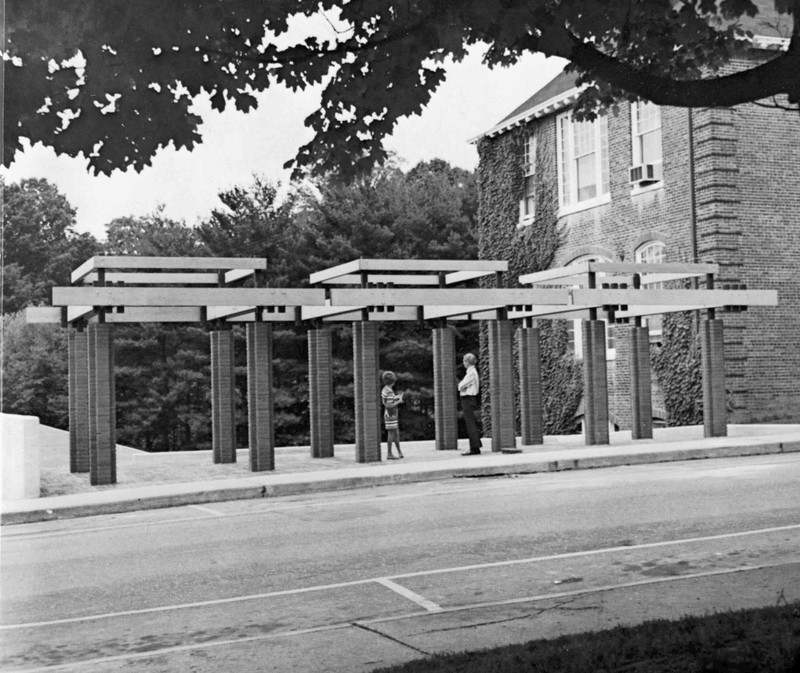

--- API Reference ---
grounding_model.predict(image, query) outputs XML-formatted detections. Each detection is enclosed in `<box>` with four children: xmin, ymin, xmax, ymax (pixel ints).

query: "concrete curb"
<box><xmin>3</xmin><ymin>438</ymin><xmax>799</xmax><ymax>525</ymax></box>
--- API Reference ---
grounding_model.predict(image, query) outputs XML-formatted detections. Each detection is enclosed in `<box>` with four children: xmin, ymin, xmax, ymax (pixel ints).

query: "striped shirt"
<box><xmin>381</xmin><ymin>385</ymin><xmax>400</xmax><ymax>429</ymax></box>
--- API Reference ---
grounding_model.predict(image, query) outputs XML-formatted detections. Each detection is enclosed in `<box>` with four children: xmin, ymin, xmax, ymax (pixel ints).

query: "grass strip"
<box><xmin>374</xmin><ymin>602</ymin><xmax>800</xmax><ymax>672</ymax></box>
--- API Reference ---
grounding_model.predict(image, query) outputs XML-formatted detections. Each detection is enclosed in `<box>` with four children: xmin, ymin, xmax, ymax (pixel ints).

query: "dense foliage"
<box><xmin>1</xmin><ymin>178</ymin><xmax>101</xmax><ymax>313</ymax></box>
<box><xmin>3</xmin><ymin>162</ymin><xmax>482</xmax><ymax>450</ymax></box>
<box><xmin>477</xmin><ymin>124</ymin><xmax>583</xmax><ymax>435</ymax></box>
<box><xmin>652</xmin><ymin>310</ymin><xmax>704</xmax><ymax>427</ymax></box>
<box><xmin>5</xmin><ymin>1</ymin><xmax>796</xmax><ymax>177</ymax></box>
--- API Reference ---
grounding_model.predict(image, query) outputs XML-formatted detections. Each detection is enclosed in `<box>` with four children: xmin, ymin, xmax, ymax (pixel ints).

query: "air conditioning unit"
<box><xmin>629</xmin><ymin>162</ymin><xmax>663</xmax><ymax>186</ymax></box>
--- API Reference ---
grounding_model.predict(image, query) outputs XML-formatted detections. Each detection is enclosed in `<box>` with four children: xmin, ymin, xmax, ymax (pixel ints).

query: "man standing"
<box><xmin>458</xmin><ymin>353</ymin><xmax>482</xmax><ymax>455</ymax></box>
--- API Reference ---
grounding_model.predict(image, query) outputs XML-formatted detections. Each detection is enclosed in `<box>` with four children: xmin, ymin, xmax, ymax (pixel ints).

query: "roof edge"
<box><xmin>469</xmin><ymin>86</ymin><xmax>584</xmax><ymax>144</ymax></box>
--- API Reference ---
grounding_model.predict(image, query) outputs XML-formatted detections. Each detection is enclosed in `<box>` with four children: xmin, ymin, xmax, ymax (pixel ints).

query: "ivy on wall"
<box><xmin>476</xmin><ymin>126</ymin><xmax>583</xmax><ymax>436</ymax></box>
<box><xmin>651</xmin><ymin>310</ymin><xmax>703</xmax><ymax>426</ymax></box>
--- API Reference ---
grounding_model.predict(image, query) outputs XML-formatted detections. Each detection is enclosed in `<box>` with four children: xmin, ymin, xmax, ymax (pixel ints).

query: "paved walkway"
<box><xmin>2</xmin><ymin>424</ymin><xmax>799</xmax><ymax>525</ymax></box>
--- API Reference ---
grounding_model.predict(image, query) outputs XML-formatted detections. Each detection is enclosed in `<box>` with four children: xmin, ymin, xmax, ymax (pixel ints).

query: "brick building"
<box><xmin>474</xmin><ymin>9</ymin><xmax>800</xmax><ymax>428</ymax></box>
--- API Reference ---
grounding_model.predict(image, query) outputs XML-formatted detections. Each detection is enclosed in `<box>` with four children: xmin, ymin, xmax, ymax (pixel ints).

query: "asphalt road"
<box><xmin>2</xmin><ymin>453</ymin><xmax>799</xmax><ymax>672</ymax></box>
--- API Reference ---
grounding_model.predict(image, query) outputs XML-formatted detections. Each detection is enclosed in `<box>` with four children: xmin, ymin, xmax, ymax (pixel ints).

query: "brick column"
<box><xmin>353</xmin><ymin>322</ymin><xmax>381</xmax><ymax>463</ymax></box>
<box><xmin>701</xmin><ymin>318</ymin><xmax>727</xmax><ymax>437</ymax></box>
<box><xmin>432</xmin><ymin>326</ymin><xmax>458</xmax><ymax>450</ymax></box>
<box><xmin>247</xmin><ymin>322</ymin><xmax>275</xmax><ymax>471</ymax></box>
<box><xmin>88</xmin><ymin>323</ymin><xmax>116</xmax><ymax>485</ymax></box>
<box><xmin>308</xmin><ymin>327</ymin><xmax>334</xmax><ymax>458</ymax></box>
<box><xmin>210</xmin><ymin>329</ymin><xmax>237</xmax><ymax>464</ymax></box>
<box><xmin>630</xmin><ymin>324</ymin><xmax>654</xmax><ymax>440</ymax></box>
<box><xmin>582</xmin><ymin>320</ymin><xmax>610</xmax><ymax>445</ymax></box>
<box><xmin>488</xmin><ymin>320</ymin><xmax>516</xmax><ymax>451</ymax></box>
<box><xmin>68</xmin><ymin>329</ymin><xmax>90</xmax><ymax>473</ymax></box>
<box><xmin>517</xmin><ymin>326</ymin><xmax>544</xmax><ymax>445</ymax></box>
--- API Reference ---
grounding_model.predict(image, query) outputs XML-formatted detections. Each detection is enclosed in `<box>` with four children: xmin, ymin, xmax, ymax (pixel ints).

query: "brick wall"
<box><xmin>479</xmin><ymin>57</ymin><xmax>800</xmax><ymax>425</ymax></box>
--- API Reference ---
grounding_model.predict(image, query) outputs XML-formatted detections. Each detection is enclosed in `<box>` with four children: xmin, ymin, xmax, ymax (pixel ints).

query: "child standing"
<box><xmin>381</xmin><ymin>371</ymin><xmax>404</xmax><ymax>459</ymax></box>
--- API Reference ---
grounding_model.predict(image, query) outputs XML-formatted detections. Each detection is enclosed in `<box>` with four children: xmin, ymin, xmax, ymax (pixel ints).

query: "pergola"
<box><xmin>26</xmin><ymin>256</ymin><xmax>777</xmax><ymax>486</ymax></box>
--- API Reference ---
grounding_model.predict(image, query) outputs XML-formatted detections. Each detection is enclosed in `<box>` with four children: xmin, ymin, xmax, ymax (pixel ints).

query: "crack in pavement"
<box><xmin>421</xmin><ymin>595</ymin><xmax>601</xmax><ymax>634</ymax></box>
<box><xmin>352</xmin><ymin>621</ymin><xmax>431</xmax><ymax>655</ymax></box>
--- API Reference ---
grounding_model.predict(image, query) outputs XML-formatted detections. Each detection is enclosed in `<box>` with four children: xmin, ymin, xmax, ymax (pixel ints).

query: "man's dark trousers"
<box><xmin>460</xmin><ymin>394</ymin><xmax>482</xmax><ymax>452</ymax></box>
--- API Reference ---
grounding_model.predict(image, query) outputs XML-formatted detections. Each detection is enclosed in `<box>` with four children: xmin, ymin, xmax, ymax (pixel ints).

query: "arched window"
<box><xmin>567</xmin><ymin>255</ymin><xmax>615</xmax><ymax>360</ymax></box>
<box><xmin>635</xmin><ymin>241</ymin><xmax>666</xmax><ymax>343</ymax></box>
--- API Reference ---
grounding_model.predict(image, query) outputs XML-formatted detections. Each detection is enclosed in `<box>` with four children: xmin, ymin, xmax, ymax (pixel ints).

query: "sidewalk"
<box><xmin>2</xmin><ymin>424</ymin><xmax>799</xmax><ymax>525</ymax></box>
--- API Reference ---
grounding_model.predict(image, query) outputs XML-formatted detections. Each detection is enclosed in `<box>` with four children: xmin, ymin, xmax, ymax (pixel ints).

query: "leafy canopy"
<box><xmin>4</xmin><ymin>1</ymin><xmax>797</xmax><ymax>175</ymax></box>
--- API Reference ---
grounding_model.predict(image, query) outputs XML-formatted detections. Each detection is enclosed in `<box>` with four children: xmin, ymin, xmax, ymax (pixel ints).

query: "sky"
<box><xmin>2</xmin><ymin>43</ymin><xmax>567</xmax><ymax>241</ymax></box>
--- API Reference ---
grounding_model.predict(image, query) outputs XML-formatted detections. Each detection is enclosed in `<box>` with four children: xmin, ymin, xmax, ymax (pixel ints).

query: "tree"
<box><xmin>5</xmin><ymin>1</ymin><xmax>797</xmax><ymax>178</ymax></box>
<box><xmin>1</xmin><ymin>312</ymin><xmax>69</xmax><ymax>429</ymax></box>
<box><xmin>2</xmin><ymin>177</ymin><xmax>101</xmax><ymax>313</ymax></box>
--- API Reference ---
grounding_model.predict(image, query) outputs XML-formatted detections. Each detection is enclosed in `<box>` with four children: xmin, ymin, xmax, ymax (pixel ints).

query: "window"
<box><xmin>557</xmin><ymin>113</ymin><xmax>610</xmax><ymax>211</ymax></box>
<box><xmin>631</xmin><ymin>101</ymin><xmax>663</xmax><ymax>184</ymax></box>
<box><xmin>566</xmin><ymin>256</ymin><xmax>615</xmax><ymax>360</ymax></box>
<box><xmin>635</xmin><ymin>241</ymin><xmax>666</xmax><ymax>342</ymax></box>
<box><xmin>519</xmin><ymin>134</ymin><xmax>537</xmax><ymax>226</ymax></box>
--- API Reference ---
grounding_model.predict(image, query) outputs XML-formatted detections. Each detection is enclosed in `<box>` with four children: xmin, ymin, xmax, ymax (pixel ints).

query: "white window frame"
<box><xmin>567</xmin><ymin>255</ymin><xmax>616</xmax><ymax>361</ymax></box>
<box><xmin>557</xmin><ymin>112</ymin><xmax>610</xmax><ymax>215</ymax></box>
<box><xmin>630</xmin><ymin>101</ymin><xmax>663</xmax><ymax>192</ymax></box>
<box><xmin>635</xmin><ymin>241</ymin><xmax>666</xmax><ymax>343</ymax></box>
<box><xmin>519</xmin><ymin>134</ymin><xmax>537</xmax><ymax>227</ymax></box>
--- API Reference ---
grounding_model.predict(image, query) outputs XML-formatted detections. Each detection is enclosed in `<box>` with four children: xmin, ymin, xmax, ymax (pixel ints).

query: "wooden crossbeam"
<box><xmin>71</xmin><ymin>256</ymin><xmax>266</xmax><ymax>283</ymax></box>
<box><xmin>571</xmin><ymin>288</ymin><xmax>778</xmax><ymax>308</ymax></box>
<box><xmin>328</xmin><ymin>288</ymin><xmax>568</xmax><ymax>306</ymax></box>
<box><xmin>25</xmin><ymin>307</ymin><xmax>62</xmax><ymax>323</ymax></box>
<box><xmin>519</xmin><ymin>262</ymin><xmax>720</xmax><ymax>286</ymax></box>
<box><xmin>310</xmin><ymin>258</ymin><xmax>507</xmax><ymax>285</ymax></box>
<box><xmin>52</xmin><ymin>287</ymin><xmax>326</xmax><ymax>307</ymax></box>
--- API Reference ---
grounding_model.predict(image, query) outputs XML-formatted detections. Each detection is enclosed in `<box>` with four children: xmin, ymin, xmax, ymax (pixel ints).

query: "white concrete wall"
<box><xmin>1</xmin><ymin>413</ymin><xmax>41</xmax><ymax>501</ymax></box>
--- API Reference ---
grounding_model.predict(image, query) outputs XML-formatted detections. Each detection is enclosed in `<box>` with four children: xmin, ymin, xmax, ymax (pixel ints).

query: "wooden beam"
<box><xmin>572</xmin><ymin>288</ymin><xmax>778</xmax><ymax>308</ymax></box>
<box><xmin>224</xmin><ymin>269</ymin><xmax>256</xmax><ymax>285</ymax></box>
<box><xmin>71</xmin><ymin>256</ymin><xmax>267</xmax><ymax>283</ymax></box>
<box><xmin>25</xmin><ymin>307</ymin><xmax>63</xmax><ymax>323</ymax></box>
<box><xmin>309</xmin><ymin>274</ymin><xmax>442</xmax><ymax>286</ymax></box>
<box><xmin>328</xmin><ymin>288</ymin><xmax>568</xmax><ymax>307</ymax></box>
<box><xmin>52</xmin><ymin>287</ymin><xmax>326</xmax><ymax>307</ymax></box>
<box><xmin>206</xmin><ymin>306</ymin><xmax>257</xmax><ymax>321</ymax></box>
<box><xmin>79</xmin><ymin>272</ymin><xmax>220</xmax><ymax>285</ymax></box>
<box><xmin>423</xmin><ymin>305</ymin><xmax>501</xmax><ymax>320</ymax></box>
<box><xmin>67</xmin><ymin>306</ymin><xmax>95</xmax><ymax>322</ymax></box>
<box><xmin>310</xmin><ymin>258</ymin><xmax>508</xmax><ymax>284</ymax></box>
<box><xmin>99</xmin><ymin>308</ymin><xmax>202</xmax><ymax>323</ymax></box>
<box><xmin>519</xmin><ymin>262</ymin><xmax>720</xmax><ymax>286</ymax></box>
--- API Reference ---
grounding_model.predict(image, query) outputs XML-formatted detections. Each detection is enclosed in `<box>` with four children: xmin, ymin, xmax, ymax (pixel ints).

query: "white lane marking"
<box><xmin>188</xmin><ymin>504</ymin><xmax>224</xmax><ymax>516</ymax></box>
<box><xmin>3</xmin><ymin>523</ymin><xmax>798</xmax><ymax>630</ymax></box>
<box><xmin>375</xmin><ymin>577</ymin><xmax>443</xmax><ymax>612</ymax></box>
<box><xmin>2</xmin><ymin>561</ymin><xmax>796</xmax><ymax>673</ymax></box>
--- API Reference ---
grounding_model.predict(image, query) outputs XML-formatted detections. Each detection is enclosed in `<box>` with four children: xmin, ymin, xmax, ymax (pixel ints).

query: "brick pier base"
<box><xmin>517</xmin><ymin>326</ymin><xmax>544</xmax><ymax>446</ymax></box>
<box><xmin>702</xmin><ymin>318</ymin><xmax>727</xmax><ymax>438</ymax></box>
<box><xmin>210</xmin><ymin>329</ymin><xmax>237</xmax><ymax>463</ymax></box>
<box><xmin>353</xmin><ymin>322</ymin><xmax>381</xmax><ymax>463</ymax></box>
<box><xmin>432</xmin><ymin>326</ymin><xmax>458</xmax><ymax>450</ymax></box>
<box><xmin>247</xmin><ymin>322</ymin><xmax>275</xmax><ymax>471</ymax></box>
<box><xmin>583</xmin><ymin>320</ymin><xmax>610</xmax><ymax>445</ymax></box>
<box><xmin>630</xmin><ymin>324</ymin><xmax>654</xmax><ymax>440</ymax></box>
<box><xmin>308</xmin><ymin>328</ymin><xmax>334</xmax><ymax>459</ymax></box>
<box><xmin>488</xmin><ymin>320</ymin><xmax>516</xmax><ymax>451</ymax></box>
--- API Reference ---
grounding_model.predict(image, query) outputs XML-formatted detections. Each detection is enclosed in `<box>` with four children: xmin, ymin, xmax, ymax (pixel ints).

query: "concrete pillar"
<box><xmin>630</xmin><ymin>324</ymin><xmax>654</xmax><ymax>440</ymax></box>
<box><xmin>488</xmin><ymin>320</ymin><xmax>516</xmax><ymax>451</ymax></box>
<box><xmin>247</xmin><ymin>322</ymin><xmax>275</xmax><ymax>471</ymax></box>
<box><xmin>210</xmin><ymin>329</ymin><xmax>237</xmax><ymax>464</ymax></box>
<box><xmin>432</xmin><ymin>326</ymin><xmax>458</xmax><ymax>450</ymax></box>
<box><xmin>353</xmin><ymin>322</ymin><xmax>381</xmax><ymax>463</ymax></box>
<box><xmin>582</xmin><ymin>320</ymin><xmax>610</xmax><ymax>445</ymax></box>
<box><xmin>701</xmin><ymin>318</ymin><xmax>727</xmax><ymax>437</ymax></box>
<box><xmin>68</xmin><ymin>329</ymin><xmax>90</xmax><ymax>473</ymax></box>
<box><xmin>308</xmin><ymin>327</ymin><xmax>334</xmax><ymax>458</ymax></box>
<box><xmin>88</xmin><ymin>323</ymin><xmax>116</xmax><ymax>485</ymax></box>
<box><xmin>517</xmin><ymin>326</ymin><xmax>544</xmax><ymax>445</ymax></box>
